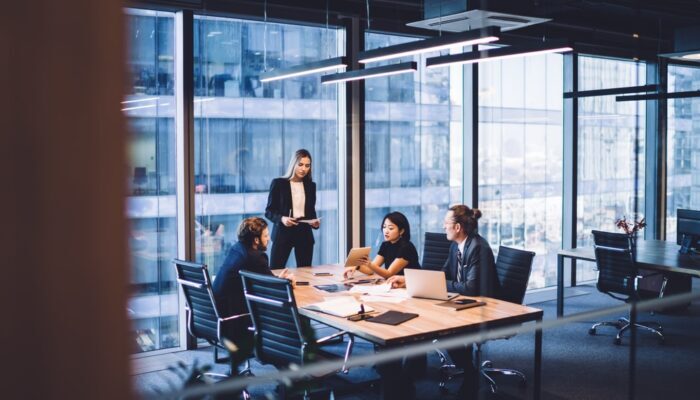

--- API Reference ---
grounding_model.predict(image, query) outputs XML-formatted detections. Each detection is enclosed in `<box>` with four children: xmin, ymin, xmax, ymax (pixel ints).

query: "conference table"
<box><xmin>279</xmin><ymin>264</ymin><xmax>544</xmax><ymax>399</ymax></box>
<box><xmin>556</xmin><ymin>239</ymin><xmax>700</xmax><ymax>316</ymax></box>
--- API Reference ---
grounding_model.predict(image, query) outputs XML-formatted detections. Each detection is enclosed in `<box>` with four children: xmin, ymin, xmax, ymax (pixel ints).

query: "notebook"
<box><xmin>365</xmin><ymin>310</ymin><xmax>419</xmax><ymax>325</ymax></box>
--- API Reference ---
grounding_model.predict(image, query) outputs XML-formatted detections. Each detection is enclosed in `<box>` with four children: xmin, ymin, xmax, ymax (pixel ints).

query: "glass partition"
<box><xmin>193</xmin><ymin>15</ymin><xmax>344</xmax><ymax>273</ymax></box>
<box><xmin>576</xmin><ymin>55</ymin><xmax>646</xmax><ymax>282</ymax></box>
<box><xmin>478</xmin><ymin>52</ymin><xmax>564</xmax><ymax>289</ymax></box>
<box><xmin>363</xmin><ymin>32</ymin><xmax>463</xmax><ymax>255</ymax></box>
<box><xmin>666</xmin><ymin>64</ymin><xmax>700</xmax><ymax>241</ymax></box>
<box><xmin>124</xmin><ymin>9</ymin><xmax>179</xmax><ymax>353</ymax></box>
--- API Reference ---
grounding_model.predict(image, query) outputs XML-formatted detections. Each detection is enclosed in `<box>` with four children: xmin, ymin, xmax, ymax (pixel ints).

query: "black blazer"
<box><xmin>265</xmin><ymin>177</ymin><xmax>317</xmax><ymax>244</ymax></box>
<box><xmin>442</xmin><ymin>233</ymin><xmax>498</xmax><ymax>297</ymax></box>
<box><xmin>212</xmin><ymin>241</ymin><xmax>272</xmax><ymax>318</ymax></box>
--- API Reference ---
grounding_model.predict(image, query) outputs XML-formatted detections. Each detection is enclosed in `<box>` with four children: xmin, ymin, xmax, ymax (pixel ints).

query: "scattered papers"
<box><xmin>361</xmin><ymin>295</ymin><xmax>406</xmax><ymax>304</ymax></box>
<box><xmin>349</xmin><ymin>283</ymin><xmax>392</xmax><ymax>295</ymax></box>
<box><xmin>303</xmin><ymin>297</ymin><xmax>374</xmax><ymax>318</ymax></box>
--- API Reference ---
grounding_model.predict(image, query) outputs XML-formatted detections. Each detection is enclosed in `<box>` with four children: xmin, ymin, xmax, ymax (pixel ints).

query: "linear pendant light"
<box><xmin>426</xmin><ymin>41</ymin><xmax>573</xmax><ymax>68</ymax></box>
<box><xmin>358</xmin><ymin>26</ymin><xmax>501</xmax><ymax>64</ymax></box>
<box><xmin>259</xmin><ymin>56</ymin><xmax>348</xmax><ymax>82</ymax></box>
<box><xmin>321</xmin><ymin>61</ymin><xmax>417</xmax><ymax>84</ymax></box>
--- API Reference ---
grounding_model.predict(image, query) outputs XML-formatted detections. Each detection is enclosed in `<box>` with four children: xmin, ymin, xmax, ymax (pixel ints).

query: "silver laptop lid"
<box><xmin>404</xmin><ymin>269</ymin><xmax>457</xmax><ymax>301</ymax></box>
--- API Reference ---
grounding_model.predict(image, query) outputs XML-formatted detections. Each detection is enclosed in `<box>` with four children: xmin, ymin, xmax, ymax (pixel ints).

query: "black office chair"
<box><xmin>240</xmin><ymin>271</ymin><xmax>355</xmax><ymax>398</ymax></box>
<box><xmin>172</xmin><ymin>259</ymin><xmax>253</xmax><ymax>376</ymax></box>
<box><xmin>422</xmin><ymin>231</ymin><xmax>451</xmax><ymax>271</ymax></box>
<box><xmin>437</xmin><ymin>246</ymin><xmax>535</xmax><ymax>394</ymax></box>
<box><xmin>588</xmin><ymin>230</ymin><xmax>665</xmax><ymax>345</ymax></box>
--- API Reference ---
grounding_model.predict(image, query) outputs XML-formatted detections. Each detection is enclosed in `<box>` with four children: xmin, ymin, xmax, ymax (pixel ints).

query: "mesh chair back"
<box><xmin>592</xmin><ymin>230</ymin><xmax>637</xmax><ymax>296</ymax></box>
<box><xmin>495</xmin><ymin>246</ymin><xmax>535</xmax><ymax>304</ymax></box>
<box><xmin>422</xmin><ymin>232</ymin><xmax>451</xmax><ymax>271</ymax></box>
<box><xmin>173</xmin><ymin>259</ymin><xmax>221</xmax><ymax>345</ymax></box>
<box><xmin>240</xmin><ymin>271</ymin><xmax>306</xmax><ymax>367</ymax></box>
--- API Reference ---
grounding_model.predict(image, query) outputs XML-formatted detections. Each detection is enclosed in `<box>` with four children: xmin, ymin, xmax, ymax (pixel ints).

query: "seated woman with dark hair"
<box><xmin>344</xmin><ymin>211</ymin><xmax>420</xmax><ymax>279</ymax></box>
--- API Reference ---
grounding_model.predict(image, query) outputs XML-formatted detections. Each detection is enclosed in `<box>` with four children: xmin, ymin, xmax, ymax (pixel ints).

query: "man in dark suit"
<box><xmin>389</xmin><ymin>204</ymin><xmax>497</xmax><ymax>398</ymax></box>
<box><xmin>212</xmin><ymin>217</ymin><xmax>293</xmax><ymax>345</ymax></box>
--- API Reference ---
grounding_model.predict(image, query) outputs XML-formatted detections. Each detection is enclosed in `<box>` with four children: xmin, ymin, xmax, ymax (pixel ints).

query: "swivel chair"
<box><xmin>588</xmin><ymin>230</ymin><xmax>665</xmax><ymax>345</ymax></box>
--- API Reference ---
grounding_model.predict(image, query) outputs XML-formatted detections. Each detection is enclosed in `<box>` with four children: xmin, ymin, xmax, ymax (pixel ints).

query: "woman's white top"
<box><xmin>290</xmin><ymin>181</ymin><xmax>306</xmax><ymax>218</ymax></box>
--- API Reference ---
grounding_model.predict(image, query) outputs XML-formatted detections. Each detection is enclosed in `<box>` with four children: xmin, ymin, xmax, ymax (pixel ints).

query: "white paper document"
<box><xmin>360</xmin><ymin>295</ymin><xmax>406</xmax><ymax>304</ymax></box>
<box><xmin>349</xmin><ymin>283</ymin><xmax>392</xmax><ymax>295</ymax></box>
<box><xmin>303</xmin><ymin>297</ymin><xmax>374</xmax><ymax>318</ymax></box>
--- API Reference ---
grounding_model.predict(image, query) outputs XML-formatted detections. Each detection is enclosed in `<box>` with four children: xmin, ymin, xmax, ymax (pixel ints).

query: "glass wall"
<box><xmin>478</xmin><ymin>53</ymin><xmax>564</xmax><ymax>289</ymax></box>
<box><xmin>363</xmin><ymin>32</ymin><xmax>463</xmax><ymax>256</ymax></box>
<box><xmin>666</xmin><ymin>64</ymin><xmax>700</xmax><ymax>241</ymax></box>
<box><xmin>123</xmin><ymin>9</ymin><xmax>179</xmax><ymax>353</ymax></box>
<box><xmin>577</xmin><ymin>56</ymin><xmax>646</xmax><ymax>281</ymax></box>
<box><xmin>193</xmin><ymin>15</ymin><xmax>344</xmax><ymax>273</ymax></box>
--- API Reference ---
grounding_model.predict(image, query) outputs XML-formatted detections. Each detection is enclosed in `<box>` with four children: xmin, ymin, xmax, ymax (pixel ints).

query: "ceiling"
<box><xmin>139</xmin><ymin>0</ymin><xmax>700</xmax><ymax>60</ymax></box>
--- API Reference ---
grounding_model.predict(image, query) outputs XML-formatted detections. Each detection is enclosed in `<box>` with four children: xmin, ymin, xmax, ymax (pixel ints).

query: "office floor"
<box><xmin>132</xmin><ymin>283</ymin><xmax>700</xmax><ymax>399</ymax></box>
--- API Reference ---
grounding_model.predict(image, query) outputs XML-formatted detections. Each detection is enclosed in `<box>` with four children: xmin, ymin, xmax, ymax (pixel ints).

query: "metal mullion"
<box><xmin>346</xmin><ymin>16</ymin><xmax>364</xmax><ymax>250</ymax></box>
<box><xmin>562</xmin><ymin>53</ymin><xmax>578</xmax><ymax>292</ymax></box>
<box><xmin>175</xmin><ymin>9</ymin><xmax>195</xmax><ymax>350</ymax></box>
<box><xmin>463</xmin><ymin>49</ymin><xmax>478</xmax><ymax>207</ymax></box>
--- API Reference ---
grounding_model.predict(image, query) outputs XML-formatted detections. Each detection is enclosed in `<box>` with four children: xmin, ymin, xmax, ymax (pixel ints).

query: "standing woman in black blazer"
<box><xmin>265</xmin><ymin>149</ymin><xmax>321</xmax><ymax>268</ymax></box>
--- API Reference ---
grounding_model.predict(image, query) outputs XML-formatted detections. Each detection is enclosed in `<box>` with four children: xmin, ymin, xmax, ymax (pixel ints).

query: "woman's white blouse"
<box><xmin>290</xmin><ymin>181</ymin><xmax>306</xmax><ymax>218</ymax></box>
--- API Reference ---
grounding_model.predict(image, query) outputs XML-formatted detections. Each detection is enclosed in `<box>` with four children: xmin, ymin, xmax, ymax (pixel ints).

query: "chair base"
<box><xmin>436</xmin><ymin>349</ymin><xmax>527</xmax><ymax>394</ymax></box>
<box><xmin>481</xmin><ymin>360</ymin><xmax>527</xmax><ymax>393</ymax></box>
<box><xmin>588</xmin><ymin>317</ymin><xmax>665</xmax><ymax>345</ymax></box>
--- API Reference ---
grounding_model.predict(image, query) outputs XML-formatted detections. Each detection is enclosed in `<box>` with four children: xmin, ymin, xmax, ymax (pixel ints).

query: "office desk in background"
<box><xmin>279</xmin><ymin>265</ymin><xmax>544</xmax><ymax>399</ymax></box>
<box><xmin>557</xmin><ymin>239</ymin><xmax>700</xmax><ymax>317</ymax></box>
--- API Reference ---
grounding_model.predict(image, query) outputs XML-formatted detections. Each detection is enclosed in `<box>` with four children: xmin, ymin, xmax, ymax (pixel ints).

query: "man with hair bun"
<box><xmin>388</xmin><ymin>204</ymin><xmax>497</xmax><ymax>399</ymax></box>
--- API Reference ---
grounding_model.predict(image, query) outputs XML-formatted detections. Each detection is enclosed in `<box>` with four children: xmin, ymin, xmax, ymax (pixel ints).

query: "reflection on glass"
<box><xmin>124</xmin><ymin>9</ymin><xmax>179</xmax><ymax>353</ymax></box>
<box><xmin>364</xmin><ymin>32</ymin><xmax>463</xmax><ymax>255</ymax></box>
<box><xmin>577</xmin><ymin>56</ymin><xmax>646</xmax><ymax>281</ymax></box>
<box><xmin>478</xmin><ymin>53</ymin><xmax>564</xmax><ymax>289</ymax></box>
<box><xmin>667</xmin><ymin>64</ymin><xmax>700</xmax><ymax>241</ymax></box>
<box><xmin>193</xmin><ymin>15</ymin><xmax>343</xmax><ymax>275</ymax></box>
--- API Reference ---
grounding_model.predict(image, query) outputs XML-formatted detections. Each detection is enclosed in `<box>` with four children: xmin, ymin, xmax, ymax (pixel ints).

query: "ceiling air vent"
<box><xmin>408</xmin><ymin>10</ymin><xmax>549</xmax><ymax>33</ymax></box>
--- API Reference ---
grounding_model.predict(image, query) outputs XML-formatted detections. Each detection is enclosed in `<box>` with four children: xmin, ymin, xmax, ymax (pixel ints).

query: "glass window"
<box><xmin>478</xmin><ymin>52</ymin><xmax>564</xmax><ymax>289</ymax></box>
<box><xmin>667</xmin><ymin>64</ymin><xmax>700</xmax><ymax>241</ymax></box>
<box><xmin>577</xmin><ymin>55</ymin><xmax>646</xmax><ymax>281</ymax></box>
<box><xmin>123</xmin><ymin>9</ymin><xmax>179</xmax><ymax>353</ymax></box>
<box><xmin>364</xmin><ymin>32</ymin><xmax>463</xmax><ymax>256</ymax></box>
<box><xmin>193</xmin><ymin>15</ymin><xmax>344</xmax><ymax>273</ymax></box>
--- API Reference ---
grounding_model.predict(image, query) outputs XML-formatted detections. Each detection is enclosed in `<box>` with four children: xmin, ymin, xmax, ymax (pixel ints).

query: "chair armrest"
<box><xmin>221</xmin><ymin>313</ymin><xmax>250</xmax><ymax>322</ymax></box>
<box><xmin>316</xmin><ymin>330</ymin><xmax>348</xmax><ymax>344</ymax></box>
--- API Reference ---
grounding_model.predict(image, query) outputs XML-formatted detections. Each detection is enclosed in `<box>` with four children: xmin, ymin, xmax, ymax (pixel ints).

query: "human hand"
<box><xmin>386</xmin><ymin>276</ymin><xmax>406</xmax><ymax>289</ymax></box>
<box><xmin>282</xmin><ymin>216</ymin><xmax>298</xmax><ymax>227</ymax></box>
<box><xmin>343</xmin><ymin>266</ymin><xmax>358</xmax><ymax>279</ymax></box>
<box><xmin>310</xmin><ymin>219</ymin><xmax>321</xmax><ymax>229</ymax></box>
<box><xmin>278</xmin><ymin>268</ymin><xmax>296</xmax><ymax>283</ymax></box>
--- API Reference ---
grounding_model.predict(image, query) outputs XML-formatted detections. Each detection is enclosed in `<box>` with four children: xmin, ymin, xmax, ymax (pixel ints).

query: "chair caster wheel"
<box><xmin>588</xmin><ymin>328</ymin><xmax>596</xmax><ymax>335</ymax></box>
<box><xmin>614</xmin><ymin>337</ymin><xmax>622</xmax><ymax>345</ymax></box>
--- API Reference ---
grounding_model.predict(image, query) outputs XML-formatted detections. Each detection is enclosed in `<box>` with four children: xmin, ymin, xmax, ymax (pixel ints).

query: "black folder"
<box><xmin>365</xmin><ymin>310</ymin><xmax>419</xmax><ymax>326</ymax></box>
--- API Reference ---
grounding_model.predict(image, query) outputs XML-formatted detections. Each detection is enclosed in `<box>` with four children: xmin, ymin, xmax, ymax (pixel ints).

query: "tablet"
<box><xmin>344</xmin><ymin>246</ymin><xmax>371</xmax><ymax>267</ymax></box>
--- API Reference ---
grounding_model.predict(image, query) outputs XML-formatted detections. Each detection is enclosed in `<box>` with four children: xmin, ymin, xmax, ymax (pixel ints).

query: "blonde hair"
<box><xmin>281</xmin><ymin>149</ymin><xmax>313</xmax><ymax>182</ymax></box>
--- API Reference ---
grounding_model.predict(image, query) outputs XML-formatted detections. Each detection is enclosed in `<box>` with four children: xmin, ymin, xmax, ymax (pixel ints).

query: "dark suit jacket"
<box><xmin>212</xmin><ymin>241</ymin><xmax>272</xmax><ymax>318</ymax></box>
<box><xmin>442</xmin><ymin>233</ymin><xmax>498</xmax><ymax>297</ymax></box>
<box><xmin>265</xmin><ymin>177</ymin><xmax>317</xmax><ymax>244</ymax></box>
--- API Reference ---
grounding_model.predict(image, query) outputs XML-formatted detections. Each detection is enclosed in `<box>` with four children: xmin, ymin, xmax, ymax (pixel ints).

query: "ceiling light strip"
<box><xmin>358</xmin><ymin>26</ymin><xmax>501</xmax><ymax>64</ymax></box>
<box><xmin>260</xmin><ymin>56</ymin><xmax>348</xmax><ymax>82</ymax></box>
<box><xmin>321</xmin><ymin>61</ymin><xmax>417</xmax><ymax>84</ymax></box>
<box><xmin>426</xmin><ymin>42</ymin><xmax>573</xmax><ymax>68</ymax></box>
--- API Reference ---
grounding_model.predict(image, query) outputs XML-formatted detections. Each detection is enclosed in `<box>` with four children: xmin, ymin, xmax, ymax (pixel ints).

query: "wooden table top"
<box><xmin>558</xmin><ymin>239</ymin><xmax>700</xmax><ymax>277</ymax></box>
<box><xmin>278</xmin><ymin>264</ymin><xmax>543</xmax><ymax>346</ymax></box>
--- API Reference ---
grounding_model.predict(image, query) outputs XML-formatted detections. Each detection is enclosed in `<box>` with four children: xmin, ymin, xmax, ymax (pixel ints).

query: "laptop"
<box><xmin>404</xmin><ymin>269</ymin><xmax>458</xmax><ymax>301</ymax></box>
